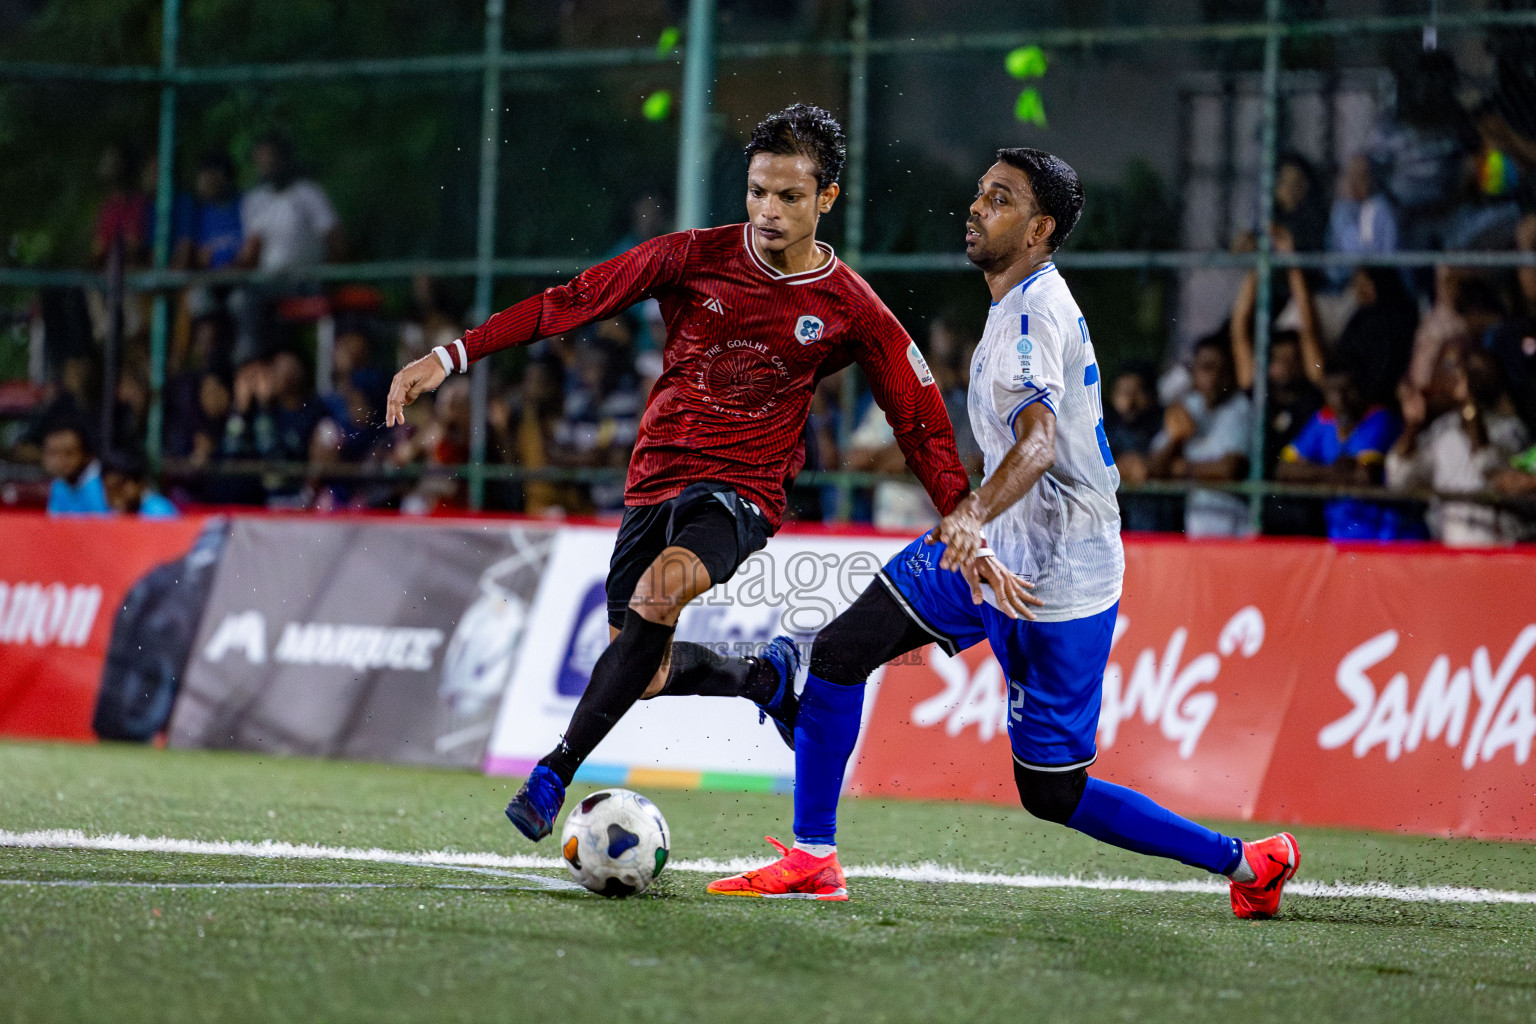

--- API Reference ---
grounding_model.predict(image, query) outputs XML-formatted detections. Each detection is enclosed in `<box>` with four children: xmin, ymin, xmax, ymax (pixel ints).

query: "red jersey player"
<box><xmin>387</xmin><ymin>104</ymin><xmax>1026</xmax><ymax>844</ymax></box>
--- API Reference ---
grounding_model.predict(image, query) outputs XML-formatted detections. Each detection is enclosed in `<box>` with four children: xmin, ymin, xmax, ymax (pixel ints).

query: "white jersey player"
<box><xmin>708</xmin><ymin>149</ymin><xmax>1302</xmax><ymax>922</ymax></box>
<box><xmin>968</xmin><ymin>258</ymin><xmax>1124</xmax><ymax>620</ymax></box>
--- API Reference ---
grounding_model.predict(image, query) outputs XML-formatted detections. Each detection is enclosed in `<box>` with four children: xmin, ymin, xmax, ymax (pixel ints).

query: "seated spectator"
<box><xmin>1407</xmin><ymin>267</ymin><xmax>1506</xmax><ymax>391</ymax></box>
<box><xmin>1229</xmin><ymin>243</ymin><xmax>1326</xmax><ymax>467</ymax></box>
<box><xmin>42</xmin><ymin>420</ymin><xmax>109</xmax><ymax>515</ymax></box>
<box><xmin>395</xmin><ymin>376</ymin><xmax>472</xmax><ymax>514</ymax></box>
<box><xmin>1230</xmin><ymin>255</ymin><xmax>1327</xmax><ymax>534</ymax></box>
<box><xmin>232</xmin><ymin>132</ymin><xmax>344</xmax><ymax>363</ymax></box>
<box><xmin>165</xmin><ymin>314</ymin><xmax>234</xmax><ymax>464</ymax></box>
<box><xmin>1331</xmin><ymin>265</ymin><xmax>1420</xmax><ymax>407</ymax></box>
<box><xmin>554</xmin><ymin>340</ymin><xmax>641</xmax><ymax>511</ymax></box>
<box><xmin>1276</xmin><ymin>357</ymin><xmax>1420</xmax><ymax>540</ymax></box>
<box><xmin>1327</xmin><ymin>154</ymin><xmax>1399</xmax><ymax>286</ymax></box>
<box><xmin>1104</xmin><ymin>361</ymin><xmax>1175</xmax><ymax>532</ymax></box>
<box><xmin>172</xmin><ymin>152</ymin><xmax>244</xmax><ymax>272</ymax></box>
<box><xmin>399</xmin><ymin>275</ymin><xmax>463</xmax><ymax>367</ymax></box>
<box><xmin>1485</xmin><ymin>238</ymin><xmax>1536</xmax><ymax>431</ymax></box>
<box><xmin>1148</xmin><ymin>336</ymin><xmax>1253</xmax><ymax>537</ymax></box>
<box><xmin>1367</xmin><ymin>50</ymin><xmax>1474</xmax><ymax>249</ymax></box>
<box><xmin>222</xmin><ymin>350</ymin><xmax>325</xmax><ymax>465</ymax></box>
<box><xmin>307</xmin><ymin>327</ymin><xmax>389</xmax><ymax>505</ymax></box>
<box><xmin>488</xmin><ymin>355</ymin><xmax>573</xmax><ymax>516</ymax></box>
<box><xmin>238</xmin><ymin>132</ymin><xmax>343</xmax><ymax>272</ymax></box>
<box><xmin>845</xmin><ymin>320</ymin><xmax>977</xmax><ymax>530</ymax></box>
<box><xmin>925</xmin><ymin>317</ymin><xmax>984</xmax><ymax>476</ymax></box>
<box><xmin>101</xmin><ymin>450</ymin><xmax>178</xmax><ymax>518</ymax></box>
<box><xmin>846</xmin><ymin>395</ymin><xmax>936</xmax><ymax>531</ymax></box>
<box><xmin>1387</xmin><ymin>347</ymin><xmax>1529</xmax><ymax>545</ymax></box>
<box><xmin>1235</xmin><ymin>153</ymin><xmax>1326</xmax><ymax>254</ymax></box>
<box><xmin>91</xmin><ymin>142</ymin><xmax>149</xmax><ymax>268</ymax></box>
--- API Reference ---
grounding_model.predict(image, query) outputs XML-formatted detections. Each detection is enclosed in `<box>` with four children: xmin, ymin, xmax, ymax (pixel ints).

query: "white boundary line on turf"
<box><xmin>3</xmin><ymin>829</ymin><xmax>1534</xmax><ymax>906</ymax></box>
<box><xmin>0</xmin><ymin>879</ymin><xmax>554</xmax><ymax>892</ymax></box>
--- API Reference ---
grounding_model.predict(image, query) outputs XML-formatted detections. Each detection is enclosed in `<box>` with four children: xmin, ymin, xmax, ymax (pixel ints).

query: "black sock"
<box><xmin>539</xmin><ymin>609</ymin><xmax>674</xmax><ymax>785</ymax></box>
<box><xmin>658</xmin><ymin>641</ymin><xmax>778</xmax><ymax>703</ymax></box>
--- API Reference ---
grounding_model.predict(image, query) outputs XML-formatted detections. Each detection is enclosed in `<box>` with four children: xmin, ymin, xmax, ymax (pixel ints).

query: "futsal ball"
<box><xmin>559</xmin><ymin>788</ymin><xmax>670</xmax><ymax>897</ymax></box>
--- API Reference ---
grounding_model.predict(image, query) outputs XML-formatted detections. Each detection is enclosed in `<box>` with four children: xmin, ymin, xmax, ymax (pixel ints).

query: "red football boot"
<box><xmin>706</xmin><ymin>837</ymin><xmax>848</xmax><ymax>901</ymax></box>
<box><xmin>1229</xmin><ymin>832</ymin><xmax>1301</xmax><ymax>919</ymax></box>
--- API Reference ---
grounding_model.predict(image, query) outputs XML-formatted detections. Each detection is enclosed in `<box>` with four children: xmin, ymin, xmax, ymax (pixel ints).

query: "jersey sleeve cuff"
<box><xmin>1006</xmin><ymin>390</ymin><xmax>1056</xmax><ymax>433</ymax></box>
<box><xmin>432</xmin><ymin>339</ymin><xmax>470</xmax><ymax>374</ymax></box>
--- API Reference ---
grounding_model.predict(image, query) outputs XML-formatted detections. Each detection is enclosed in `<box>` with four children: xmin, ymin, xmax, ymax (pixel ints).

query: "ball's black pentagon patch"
<box><xmin>579</xmin><ymin>791</ymin><xmax>613</xmax><ymax>814</ymax></box>
<box><xmin>599</xmin><ymin>876</ymin><xmax>637</xmax><ymax>898</ymax></box>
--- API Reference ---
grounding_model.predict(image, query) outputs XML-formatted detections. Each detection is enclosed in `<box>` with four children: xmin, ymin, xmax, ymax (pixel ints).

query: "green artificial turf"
<box><xmin>1</xmin><ymin>741</ymin><xmax>1533</xmax><ymax>1024</ymax></box>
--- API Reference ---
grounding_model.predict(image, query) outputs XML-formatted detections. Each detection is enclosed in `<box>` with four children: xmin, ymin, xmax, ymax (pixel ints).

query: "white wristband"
<box><xmin>432</xmin><ymin>345</ymin><xmax>454</xmax><ymax>375</ymax></box>
<box><xmin>974</xmin><ymin>546</ymin><xmax>997</xmax><ymax>559</ymax></box>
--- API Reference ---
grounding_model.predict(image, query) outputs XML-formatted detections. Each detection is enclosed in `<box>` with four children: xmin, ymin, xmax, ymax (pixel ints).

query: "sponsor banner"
<box><xmin>169</xmin><ymin>519</ymin><xmax>555</xmax><ymax>768</ymax></box>
<box><xmin>0</xmin><ymin>513</ymin><xmax>208</xmax><ymax>741</ymax></box>
<box><xmin>1256</xmin><ymin>547</ymin><xmax>1536</xmax><ymax>840</ymax></box>
<box><xmin>484</xmin><ymin>526</ymin><xmax>906</xmax><ymax>783</ymax></box>
<box><xmin>848</xmin><ymin>539</ymin><xmax>1536</xmax><ymax>841</ymax></box>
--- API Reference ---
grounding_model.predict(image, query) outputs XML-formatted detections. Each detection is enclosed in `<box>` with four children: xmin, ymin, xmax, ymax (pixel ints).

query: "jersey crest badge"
<box><xmin>795</xmin><ymin>315</ymin><xmax>825</xmax><ymax>344</ymax></box>
<box><xmin>702</xmin><ymin>296</ymin><xmax>725</xmax><ymax>314</ymax></box>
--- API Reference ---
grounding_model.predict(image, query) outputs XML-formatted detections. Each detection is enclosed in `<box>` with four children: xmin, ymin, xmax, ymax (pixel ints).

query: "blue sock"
<box><xmin>791</xmin><ymin>673</ymin><xmax>865</xmax><ymax>846</ymax></box>
<box><xmin>1066</xmin><ymin>777</ymin><xmax>1244</xmax><ymax>875</ymax></box>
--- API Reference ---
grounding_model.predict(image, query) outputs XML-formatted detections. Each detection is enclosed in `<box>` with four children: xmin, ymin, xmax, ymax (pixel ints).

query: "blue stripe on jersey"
<box><xmin>1084</xmin><ymin>362</ymin><xmax>1099</xmax><ymax>387</ymax></box>
<box><xmin>1020</xmin><ymin>313</ymin><xmax>1028</xmax><ymax>335</ymax></box>
<box><xmin>1007</xmin><ymin>390</ymin><xmax>1056</xmax><ymax>435</ymax></box>
<box><xmin>991</xmin><ymin>262</ymin><xmax>1057</xmax><ymax>306</ymax></box>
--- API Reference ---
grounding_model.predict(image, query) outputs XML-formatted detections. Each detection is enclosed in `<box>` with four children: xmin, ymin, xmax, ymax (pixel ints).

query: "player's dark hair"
<box><xmin>995</xmin><ymin>147</ymin><xmax>1084</xmax><ymax>251</ymax></box>
<box><xmin>744</xmin><ymin>104</ymin><xmax>847</xmax><ymax>191</ymax></box>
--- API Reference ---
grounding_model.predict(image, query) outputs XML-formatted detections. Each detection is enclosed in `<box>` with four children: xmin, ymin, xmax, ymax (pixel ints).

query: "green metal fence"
<box><xmin>5</xmin><ymin>0</ymin><xmax>1536</xmax><ymax>522</ymax></box>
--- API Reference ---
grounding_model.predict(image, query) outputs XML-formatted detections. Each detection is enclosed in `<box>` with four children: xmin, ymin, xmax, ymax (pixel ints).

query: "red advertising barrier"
<box><xmin>851</xmin><ymin>538</ymin><xmax>1536</xmax><ymax>841</ymax></box>
<box><xmin>0</xmin><ymin>513</ymin><xmax>207</xmax><ymax>741</ymax></box>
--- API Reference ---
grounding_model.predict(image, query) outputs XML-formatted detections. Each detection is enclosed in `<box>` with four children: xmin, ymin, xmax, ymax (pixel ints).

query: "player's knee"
<box><xmin>629</xmin><ymin>549</ymin><xmax>711</xmax><ymax>625</ymax></box>
<box><xmin>1013</xmin><ymin>762</ymin><xmax>1088</xmax><ymax>825</ymax></box>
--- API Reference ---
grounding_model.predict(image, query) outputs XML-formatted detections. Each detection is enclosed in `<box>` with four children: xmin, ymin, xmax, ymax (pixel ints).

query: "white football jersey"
<box><xmin>967</xmin><ymin>261</ymin><xmax>1124</xmax><ymax>621</ymax></box>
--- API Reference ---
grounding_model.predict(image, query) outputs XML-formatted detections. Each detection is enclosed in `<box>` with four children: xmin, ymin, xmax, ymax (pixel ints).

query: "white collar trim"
<box><xmin>742</xmin><ymin>223</ymin><xmax>839</xmax><ymax>285</ymax></box>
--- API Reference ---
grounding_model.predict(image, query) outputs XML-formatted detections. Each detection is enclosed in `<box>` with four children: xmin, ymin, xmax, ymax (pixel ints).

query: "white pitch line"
<box><xmin>2</xmin><ymin>829</ymin><xmax>1534</xmax><ymax>906</ymax></box>
<box><xmin>0</xmin><ymin>879</ymin><xmax>546</xmax><ymax>892</ymax></box>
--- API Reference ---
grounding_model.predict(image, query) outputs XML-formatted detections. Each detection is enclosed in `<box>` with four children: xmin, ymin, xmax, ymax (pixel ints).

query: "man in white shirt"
<box><xmin>238</xmin><ymin>133</ymin><xmax>343</xmax><ymax>272</ymax></box>
<box><xmin>231</xmin><ymin>133</ymin><xmax>345</xmax><ymax>363</ymax></box>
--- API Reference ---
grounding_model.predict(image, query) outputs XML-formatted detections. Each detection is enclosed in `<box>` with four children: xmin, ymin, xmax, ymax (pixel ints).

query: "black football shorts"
<box><xmin>604</xmin><ymin>481</ymin><xmax>772</xmax><ymax>628</ymax></box>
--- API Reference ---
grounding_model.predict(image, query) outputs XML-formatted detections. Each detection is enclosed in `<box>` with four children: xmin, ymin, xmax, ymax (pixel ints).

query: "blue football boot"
<box><xmin>754</xmin><ymin>635</ymin><xmax>803</xmax><ymax>750</ymax></box>
<box><xmin>504</xmin><ymin>765</ymin><xmax>566</xmax><ymax>841</ymax></box>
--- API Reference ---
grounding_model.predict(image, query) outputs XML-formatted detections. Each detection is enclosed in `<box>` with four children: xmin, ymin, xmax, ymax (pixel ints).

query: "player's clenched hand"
<box><xmin>960</xmin><ymin>554</ymin><xmax>1042</xmax><ymax>620</ymax></box>
<box><xmin>928</xmin><ymin>494</ymin><xmax>987</xmax><ymax>570</ymax></box>
<box><xmin>385</xmin><ymin>354</ymin><xmax>449</xmax><ymax>427</ymax></box>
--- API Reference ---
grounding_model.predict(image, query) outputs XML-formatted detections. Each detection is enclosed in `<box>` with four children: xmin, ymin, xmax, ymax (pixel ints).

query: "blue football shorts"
<box><xmin>878</xmin><ymin>532</ymin><xmax>1117</xmax><ymax>772</ymax></box>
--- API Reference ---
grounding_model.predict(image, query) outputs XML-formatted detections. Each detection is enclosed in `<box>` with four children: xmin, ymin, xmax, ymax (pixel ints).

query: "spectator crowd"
<box><xmin>7</xmin><ymin>47</ymin><xmax>1536</xmax><ymax>541</ymax></box>
<box><xmin>1103</xmin><ymin>49</ymin><xmax>1536</xmax><ymax>545</ymax></box>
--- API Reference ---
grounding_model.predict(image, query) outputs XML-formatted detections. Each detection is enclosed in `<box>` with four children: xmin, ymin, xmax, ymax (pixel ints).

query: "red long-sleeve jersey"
<box><xmin>461</xmin><ymin>223</ymin><xmax>969</xmax><ymax>529</ymax></box>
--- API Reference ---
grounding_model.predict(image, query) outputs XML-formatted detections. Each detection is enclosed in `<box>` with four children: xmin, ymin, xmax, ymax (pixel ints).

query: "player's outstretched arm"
<box><xmin>385</xmin><ymin>352</ymin><xmax>449</xmax><ymax>427</ymax></box>
<box><xmin>930</xmin><ymin>401</ymin><xmax>1056</xmax><ymax>568</ymax></box>
<box><xmin>457</xmin><ymin>233</ymin><xmax>689</xmax><ymax>366</ymax></box>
